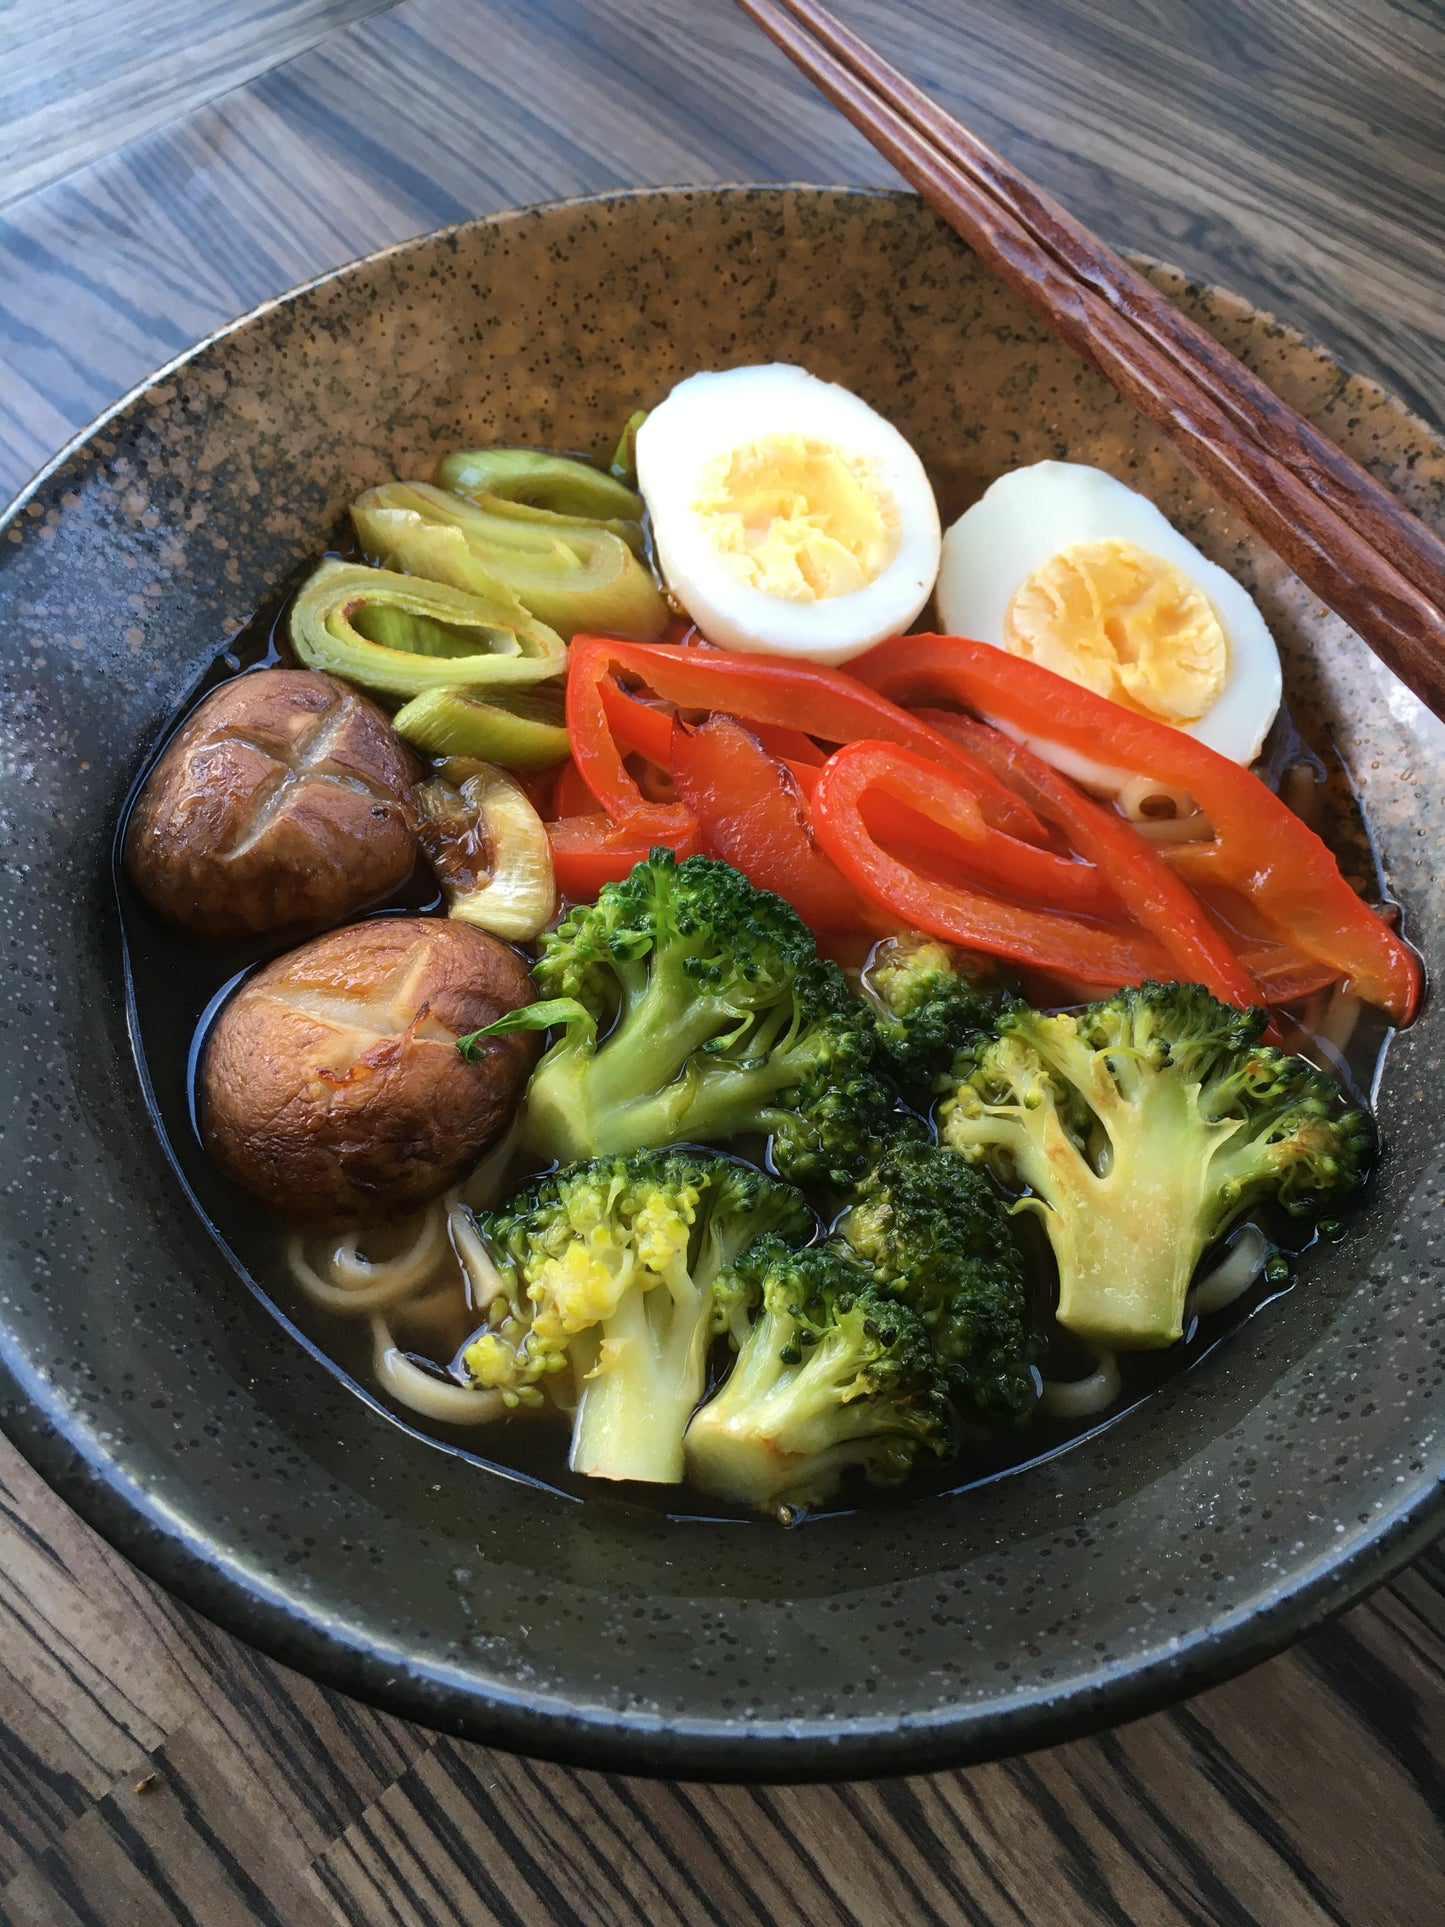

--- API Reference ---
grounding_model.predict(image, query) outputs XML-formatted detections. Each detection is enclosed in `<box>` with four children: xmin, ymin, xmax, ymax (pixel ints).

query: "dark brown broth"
<box><xmin>115</xmin><ymin>545</ymin><xmax>1406</xmax><ymax>1525</ymax></box>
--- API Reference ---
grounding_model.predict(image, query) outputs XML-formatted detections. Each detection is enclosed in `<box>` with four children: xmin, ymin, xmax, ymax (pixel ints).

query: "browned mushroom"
<box><xmin>202</xmin><ymin>917</ymin><xmax>535</xmax><ymax>1225</ymax></box>
<box><xmin>125</xmin><ymin>669</ymin><xmax>416</xmax><ymax>942</ymax></box>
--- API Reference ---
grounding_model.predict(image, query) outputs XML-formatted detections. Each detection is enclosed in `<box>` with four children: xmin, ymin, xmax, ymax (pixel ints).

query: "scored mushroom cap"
<box><xmin>202</xmin><ymin>916</ymin><xmax>537</xmax><ymax>1226</ymax></box>
<box><xmin>125</xmin><ymin>668</ymin><xmax>417</xmax><ymax>943</ymax></box>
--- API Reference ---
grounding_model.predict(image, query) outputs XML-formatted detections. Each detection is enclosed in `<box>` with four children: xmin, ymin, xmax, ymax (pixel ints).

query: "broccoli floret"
<box><xmin>863</xmin><ymin>935</ymin><xmax>1016</xmax><ymax>1086</ymax></box>
<box><xmin>466</xmin><ymin>850</ymin><xmax>896</xmax><ymax>1187</ymax></box>
<box><xmin>459</xmin><ymin>1149</ymin><xmax>812</xmax><ymax>1483</ymax></box>
<box><xmin>683</xmin><ymin>1235</ymin><xmax>955</xmax><ymax>1511</ymax></box>
<box><xmin>938</xmin><ymin>980</ymin><xmax>1374</xmax><ymax>1351</ymax></box>
<box><xmin>836</xmin><ymin>1139</ymin><xmax>1038</xmax><ymax>1427</ymax></box>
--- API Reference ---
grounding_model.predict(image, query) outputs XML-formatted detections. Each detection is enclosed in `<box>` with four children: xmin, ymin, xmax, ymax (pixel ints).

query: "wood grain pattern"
<box><xmin>1</xmin><ymin>3</ymin><xmax>1443</xmax><ymax>1923</ymax></box>
<box><xmin>3</xmin><ymin>0</ymin><xmax>1444</xmax><ymax>505</ymax></box>
<box><xmin>0</xmin><ymin>1411</ymin><xmax>1440</xmax><ymax>1926</ymax></box>
<box><xmin>0</xmin><ymin>0</ymin><xmax>397</xmax><ymax>208</ymax></box>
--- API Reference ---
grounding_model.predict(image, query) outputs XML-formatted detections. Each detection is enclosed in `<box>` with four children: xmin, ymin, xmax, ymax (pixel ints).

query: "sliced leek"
<box><xmin>436</xmin><ymin>448</ymin><xmax>645</xmax><ymax>525</ymax></box>
<box><xmin>353</xmin><ymin>482</ymin><xmax>665</xmax><ymax>641</ymax></box>
<box><xmin>290</xmin><ymin>558</ymin><xmax>566</xmax><ymax>699</ymax></box>
<box><xmin>610</xmin><ymin>410</ymin><xmax>647</xmax><ymax>490</ymax></box>
<box><xmin>392</xmin><ymin>687</ymin><xmax>569</xmax><ymax>769</ymax></box>
<box><xmin>415</xmin><ymin>758</ymin><xmax>556</xmax><ymax>941</ymax></box>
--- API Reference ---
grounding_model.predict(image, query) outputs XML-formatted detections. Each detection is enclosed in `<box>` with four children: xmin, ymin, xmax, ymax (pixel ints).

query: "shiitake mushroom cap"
<box><xmin>126</xmin><ymin>668</ymin><xmax>417</xmax><ymax>943</ymax></box>
<box><xmin>203</xmin><ymin>917</ymin><xmax>536</xmax><ymax>1226</ymax></box>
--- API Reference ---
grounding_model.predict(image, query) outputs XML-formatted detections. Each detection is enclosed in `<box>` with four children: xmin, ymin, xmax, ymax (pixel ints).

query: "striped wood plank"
<box><xmin>1</xmin><ymin>0</ymin><xmax>1442</xmax><ymax>504</ymax></box>
<box><xmin>0</xmin><ymin>0</ymin><xmax>397</xmax><ymax>208</ymax></box>
<box><xmin>0</xmin><ymin>1422</ymin><xmax>1440</xmax><ymax>1925</ymax></box>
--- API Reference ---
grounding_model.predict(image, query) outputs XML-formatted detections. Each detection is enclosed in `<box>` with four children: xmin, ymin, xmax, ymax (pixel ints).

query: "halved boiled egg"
<box><xmin>936</xmin><ymin>462</ymin><xmax>1282</xmax><ymax>795</ymax></box>
<box><xmin>635</xmin><ymin>365</ymin><xmax>941</xmax><ymax>665</ymax></box>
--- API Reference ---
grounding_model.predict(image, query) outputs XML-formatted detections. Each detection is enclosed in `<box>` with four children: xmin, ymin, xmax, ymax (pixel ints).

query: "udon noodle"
<box><xmin>1115</xmin><ymin>773</ymin><xmax>1200</xmax><ymax>827</ymax></box>
<box><xmin>1038</xmin><ymin>1224</ymin><xmax>1271</xmax><ymax>1421</ymax></box>
<box><xmin>1039</xmin><ymin>1351</ymin><xmax>1121</xmax><ymax>1419</ymax></box>
<box><xmin>1126</xmin><ymin>757</ymin><xmax>1325</xmax><ymax>847</ymax></box>
<box><xmin>1186</xmin><ymin>1222</ymin><xmax>1270</xmax><ymax>1318</ymax></box>
<box><xmin>287</xmin><ymin>1125</ymin><xmax>522</xmax><ymax>1426</ymax></box>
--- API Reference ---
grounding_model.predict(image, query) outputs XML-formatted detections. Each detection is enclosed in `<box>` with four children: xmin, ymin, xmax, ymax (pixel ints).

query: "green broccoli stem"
<box><xmin>524</xmin><ymin>1010</ymin><xmax>814</xmax><ymax>1164</ymax></box>
<box><xmin>577</xmin><ymin>956</ymin><xmax>741</xmax><ymax>1118</ymax></box>
<box><xmin>685</xmin><ymin>1313</ymin><xmax>891</xmax><ymax>1508</ymax></box>
<box><xmin>683</xmin><ymin>1306</ymin><xmax>797</xmax><ymax>1506</ymax></box>
<box><xmin>961</xmin><ymin>1071</ymin><xmax>1237</xmax><ymax>1350</ymax></box>
<box><xmin>568</xmin><ymin>1267</ymin><xmax>712</xmax><ymax>1484</ymax></box>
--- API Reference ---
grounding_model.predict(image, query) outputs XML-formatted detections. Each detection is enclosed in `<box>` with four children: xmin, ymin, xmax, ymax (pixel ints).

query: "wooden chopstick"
<box><xmin>733</xmin><ymin>0</ymin><xmax>1445</xmax><ymax>720</ymax></box>
<box><xmin>776</xmin><ymin>0</ymin><xmax>1445</xmax><ymax>618</ymax></box>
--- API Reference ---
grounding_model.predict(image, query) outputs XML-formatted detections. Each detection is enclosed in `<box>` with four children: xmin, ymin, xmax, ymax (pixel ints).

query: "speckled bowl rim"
<box><xmin>0</xmin><ymin>185</ymin><xmax>1441</xmax><ymax>1784</ymax></box>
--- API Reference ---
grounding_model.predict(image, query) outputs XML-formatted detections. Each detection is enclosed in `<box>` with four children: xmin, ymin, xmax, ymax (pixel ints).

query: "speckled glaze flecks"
<box><xmin>0</xmin><ymin>187</ymin><xmax>1441</xmax><ymax>1782</ymax></box>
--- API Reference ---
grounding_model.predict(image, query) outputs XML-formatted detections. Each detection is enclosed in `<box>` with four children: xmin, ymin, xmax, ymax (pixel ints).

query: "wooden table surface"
<box><xmin>1</xmin><ymin>3</ymin><xmax>1442</xmax><ymax>1922</ymax></box>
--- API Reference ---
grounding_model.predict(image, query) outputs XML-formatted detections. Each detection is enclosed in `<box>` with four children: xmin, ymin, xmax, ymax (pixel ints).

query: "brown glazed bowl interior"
<box><xmin>0</xmin><ymin>187</ymin><xmax>1441</xmax><ymax>1780</ymax></box>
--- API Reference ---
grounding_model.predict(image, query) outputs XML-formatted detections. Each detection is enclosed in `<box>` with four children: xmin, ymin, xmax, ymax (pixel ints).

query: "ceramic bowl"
<box><xmin>0</xmin><ymin>187</ymin><xmax>1441</xmax><ymax>1780</ymax></box>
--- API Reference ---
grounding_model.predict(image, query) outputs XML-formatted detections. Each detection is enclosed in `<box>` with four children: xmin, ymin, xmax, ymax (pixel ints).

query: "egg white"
<box><xmin>935</xmin><ymin>461</ymin><xmax>1282</xmax><ymax>792</ymax></box>
<box><xmin>635</xmin><ymin>364</ymin><xmax>941</xmax><ymax>665</ymax></box>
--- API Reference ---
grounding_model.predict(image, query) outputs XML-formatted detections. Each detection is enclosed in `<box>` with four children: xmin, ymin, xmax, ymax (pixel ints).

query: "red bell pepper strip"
<box><xmin>594</xmin><ymin>676</ymin><xmax>1143</xmax><ymax>925</ymax></box>
<box><xmin>568</xmin><ymin>637</ymin><xmax>1049</xmax><ymax>846</ymax></box>
<box><xmin>910</xmin><ymin>708</ymin><xmax>1069</xmax><ymax>852</ymax></box>
<box><xmin>812</xmin><ymin>742</ymin><xmax>1164</xmax><ymax>985</ymax></box>
<box><xmin>814</xmin><ymin>742</ymin><xmax>1257</xmax><ymax>1001</ymax></box>
<box><xmin>858</xmin><ymin>787</ymin><xmax>1117</xmax><ymax>917</ymax></box>
<box><xmin>752</xmin><ymin>722</ymin><xmax>828</xmax><ymax>767</ymax></box>
<box><xmin>1235</xmin><ymin>942</ymin><xmax>1341</xmax><ymax>1004</ymax></box>
<box><xmin>876</xmin><ymin>720</ymin><xmax>1256</xmax><ymax>1001</ymax></box>
<box><xmin>547</xmin><ymin>812</ymin><xmax>700</xmax><ymax>898</ymax></box>
<box><xmin>809</xmin><ymin>738</ymin><xmax>1330</xmax><ymax>998</ymax></box>
<box><xmin>598</xmin><ymin>678</ymin><xmax>675</xmax><ymax>767</ymax></box>
<box><xmin>511</xmin><ymin>762</ymin><xmax>565</xmax><ymax>816</ymax></box>
<box><xmin>1160</xmin><ymin>866</ymin><xmax>1344</xmax><ymax>1006</ymax></box>
<box><xmin>593</xmin><ymin>671</ymin><xmax>1105</xmax><ymax>917</ymax></box>
<box><xmin>549</xmin><ymin>758</ymin><xmax>597</xmax><ymax>820</ymax></box>
<box><xmin>669</xmin><ymin>715</ymin><xmax>880</xmax><ymax>933</ymax></box>
<box><xmin>565</xmin><ymin>643</ymin><xmax>697</xmax><ymax>841</ymax></box>
<box><xmin>781</xmin><ymin>761</ymin><xmax>988</xmax><ymax>904</ymax></box>
<box><xmin>859</xmin><ymin>635</ymin><xmax>1421</xmax><ymax>1024</ymax></box>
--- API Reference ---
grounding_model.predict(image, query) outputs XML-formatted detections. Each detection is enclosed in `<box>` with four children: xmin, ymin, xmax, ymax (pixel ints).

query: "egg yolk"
<box><xmin>692</xmin><ymin>435</ymin><xmax>898</xmax><ymax>601</ymax></box>
<box><xmin>1003</xmin><ymin>539</ymin><xmax>1228</xmax><ymax>724</ymax></box>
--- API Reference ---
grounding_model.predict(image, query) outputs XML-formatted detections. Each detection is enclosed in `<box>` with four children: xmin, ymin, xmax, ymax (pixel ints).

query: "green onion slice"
<box><xmin>289</xmin><ymin>559</ymin><xmax>566</xmax><ymax>700</ymax></box>
<box><xmin>436</xmin><ymin>447</ymin><xmax>645</xmax><ymax>525</ymax></box>
<box><xmin>353</xmin><ymin>482</ymin><xmax>665</xmax><ymax>641</ymax></box>
<box><xmin>392</xmin><ymin>686</ymin><xmax>569</xmax><ymax>769</ymax></box>
<box><xmin>415</xmin><ymin>758</ymin><xmax>556</xmax><ymax>942</ymax></box>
